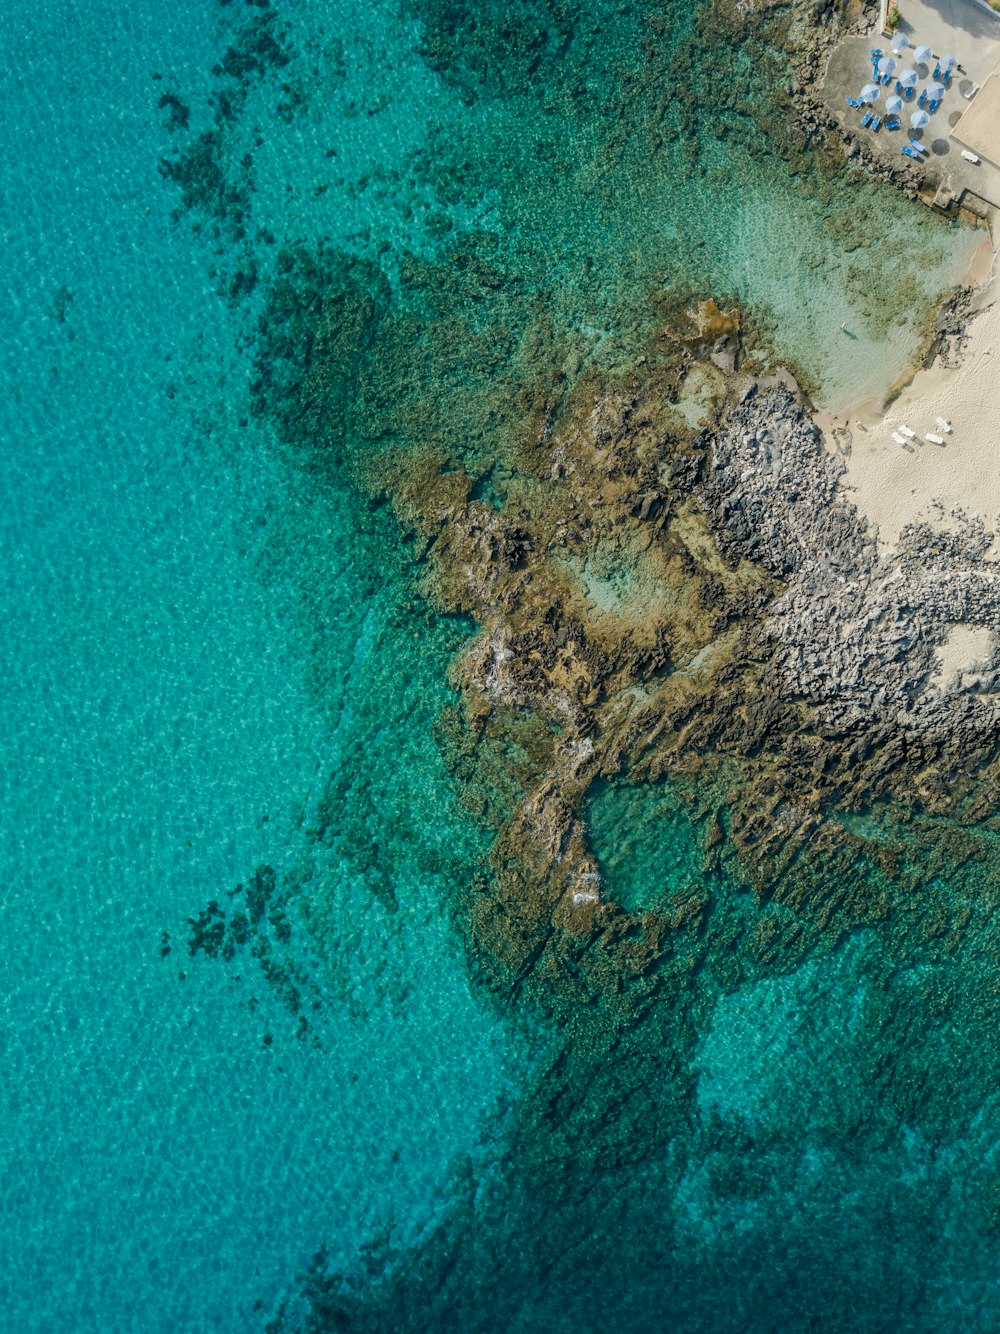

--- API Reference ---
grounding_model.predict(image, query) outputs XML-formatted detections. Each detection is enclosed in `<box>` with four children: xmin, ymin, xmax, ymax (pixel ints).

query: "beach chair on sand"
<box><xmin>901</xmin><ymin>144</ymin><xmax>922</xmax><ymax>160</ymax></box>
<box><xmin>847</xmin><ymin>96</ymin><xmax>862</xmax><ymax>109</ymax></box>
<box><xmin>918</xmin><ymin>89</ymin><xmax>927</xmax><ymax>107</ymax></box>
<box><xmin>872</xmin><ymin>116</ymin><xmax>882</xmax><ymax>132</ymax></box>
<box><xmin>928</xmin><ymin>99</ymin><xmax>940</xmax><ymax>114</ymax></box>
<box><xmin>936</xmin><ymin>417</ymin><xmax>953</xmax><ymax>434</ymax></box>
<box><xmin>898</xmin><ymin>425</ymin><xmax>916</xmax><ymax>439</ymax></box>
<box><xmin>885</xmin><ymin>115</ymin><xmax>900</xmax><ymax>130</ymax></box>
<box><xmin>892</xmin><ymin>432</ymin><xmax>908</xmax><ymax>446</ymax></box>
<box><xmin>908</xmin><ymin>139</ymin><xmax>929</xmax><ymax>156</ymax></box>
<box><xmin>862</xmin><ymin>111</ymin><xmax>873</xmax><ymax>128</ymax></box>
<box><xmin>926</xmin><ymin>434</ymin><xmax>945</xmax><ymax>445</ymax></box>
<box><xmin>871</xmin><ymin>48</ymin><xmax>884</xmax><ymax>59</ymax></box>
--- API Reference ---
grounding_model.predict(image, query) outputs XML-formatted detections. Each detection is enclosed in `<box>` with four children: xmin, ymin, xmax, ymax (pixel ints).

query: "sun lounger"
<box><xmin>885</xmin><ymin>116</ymin><xmax>900</xmax><ymax>130</ymax></box>
<box><xmin>961</xmin><ymin>150</ymin><xmax>980</xmax><ymax>165</ymax></box>
<box><xmin>918</xmin><ymin>90</ymin><xmax>927</xmax><ymax>107</ymax></box>
<box><xmin>871</xmin><ymin>48</ymin><xmax>884</xmax><ymax>59</ymax></box>
<box><xmin>847</xmin><ymin>96</ymin><xmax>862</xmax><ymax>109</ymax></box>
<box><xmin>871</xmin><ymin>116</ymin><xmax>882</xmax><ymax>132</ymax></box>
<box><xmin>908</xmin><ymin>139</ymin><xmax>929</xmax><ymax>155</ymax></box>
<box><xmin>861</xmin><ymin>111</ymin><xmax>873</xmax><ymax>128</ymax></box>
<box><xmin>936</xmin><ymin>418</ymin><xmax>952</xmax><ymax>434</ymax></box>
<box><xmin>898</xmin><ymin>425</ymin><xmax>916</xmax><ymax>439</ymax></box>
<box><xmin>901</xmin><ymin>144</ymin><xmax>922</xmax><ymax>160</ymax></box>
<box><xmin>926</xmin><ymin>434</ymin><xmax>945</xmax><ymax>445</ymax></box>
<box><xmin>892</xmin><ymin>433</ymin><xmax>908</xmax><ymax>446</ymax></box>
<box><xmin>964</xmin><ymin>84</ymin><xmax>979</xmax><ymax>100</ymax></box>
<box><xmin>932</xmin><ymin>64</ymin><xmax>940</xmax><ymax>79</ymax></box>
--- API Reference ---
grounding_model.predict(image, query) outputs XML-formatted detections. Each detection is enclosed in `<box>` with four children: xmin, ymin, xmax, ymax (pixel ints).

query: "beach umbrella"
<box><xmin>891</xmin><ymin>32</ymin><xmax>910</xmax><ymax>53</ymax></box>
<box><xmin>940</xmin><ymin>53</ymin><xmax>958</xmax><ymax>72</ymax></box>
<box><xmin>860</xmin><ymin>83</ymin><xmax>881</xmax><ymax>102</ymax></box>
<box><xmin>926</xmin><ymin>81</ymin><xmax>945</xmax><ymax>100</ymax></box>
<box><xmin>910</xmin><ymin>108</ymin><xmax>930</xmax><ymax>129</ymax></box>
<box><xmin>877</xmin><ymin>55</ymin><xmax>897</xmax><ymax>76</ymax></box>
<box><xmin>885</xmin><ymin>94</ymin><xmax>904</xmax><ymax>113</ymax></box>
<box><xmin>899</xmin><ymin>68</ymin><xmax>918</xmax><ymax>88</ymax></box>
<box><xmin>914</xmin><ymin>43</ymin><xmax>933</xmax><ymax>63</ymax></box>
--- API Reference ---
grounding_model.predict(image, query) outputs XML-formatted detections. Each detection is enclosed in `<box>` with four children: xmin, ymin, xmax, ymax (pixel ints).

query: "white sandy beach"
<box><xmin>825</xmin><ymin>239</ymin><xmax>999</xmax><ymax>555</ymax></box>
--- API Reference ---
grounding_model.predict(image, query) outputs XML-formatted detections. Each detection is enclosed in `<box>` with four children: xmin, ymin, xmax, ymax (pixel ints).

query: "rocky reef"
<box><xmin>157</xmin><ymin>1</ymin><xmax>1000</xmax><ymax>1324</ymax></box>
<box><xmin>244</xmin><ymin>222</ymin><xmax>1000</xmax><ymax>1055</ymax></box>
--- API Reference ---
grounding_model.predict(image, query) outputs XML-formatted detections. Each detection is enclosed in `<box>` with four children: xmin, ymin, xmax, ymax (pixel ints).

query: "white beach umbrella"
<box><xmin>860</xmin><ymin>83</ymin><xmax>881</xmax><ymax>102</ymax></box>
<box><xmin>899</xmin><ymin>68</ymin><xmax>918</xmax><ymax>89</ymax></box>
<box><xmin>885</xmin><ymin>94</ymin><xmax>904</xmax><ymax>113</ymax></box>
<box><xmin>891</xmin><ymin>32</ymin><xmax>910</xmax><ymax>53</ymax></box>
<box><xmin>910</xmin><ymin>108</ymin><xmax>930</xmax><ymax>129</ymax></box>
<box><xmin>877</xmin><ymin>55</ymin><xmax>897</xmax><ymax>76</ymax></box>
<box><xmin>914</xmin><ymin>44</ymin><xmax>933</xmax><ymax>64</ymax></box>
<box><xmin>940</xmin><ymin>53</ymin><xmax>958</xmax><ymax>72</ymax></box>
<box><xmin>926</xmin><ymin>81</ymin><xmax>945</xmax><ymax>100</ymax></box>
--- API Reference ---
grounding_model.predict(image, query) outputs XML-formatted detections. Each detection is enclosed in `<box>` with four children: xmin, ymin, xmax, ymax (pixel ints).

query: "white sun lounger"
<box><xmin>936</xmin><ymin>417</ymin><xmax>952</xmax><ymax>433</ymax></box>
<box><xmin>892</xmin><ymin>432</ymin><xmax>908</xmax><ymax>446</ymax></box>
<box><xmin>898</xmin><ymin>425</ymin><xmax>916</xmax><ymax>438</ymax></box>
<box><xmin>926</xmin><ymin>433</ymin><xmax>945</xmax><ymax>445</ymax></box>
<box><xmin>961</xmin><ymin>150</ymin><xmax>980</xmax><ymax>164</ymax></box>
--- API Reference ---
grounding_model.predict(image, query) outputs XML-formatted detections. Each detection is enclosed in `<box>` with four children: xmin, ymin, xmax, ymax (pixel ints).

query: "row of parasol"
<box><xmin>859</xmin><ymin>80</ymin><xmax>947</xmax><ymax>128</ymax></box>
<box><xmin>872</xmin><ymin>52</ymin><xmax>957</xmax><ymax>78</ymax></box>
<box><xmin>887</xmin><ymin>30</ymin><xmax>958</xmax><ymax>70</ymax></box>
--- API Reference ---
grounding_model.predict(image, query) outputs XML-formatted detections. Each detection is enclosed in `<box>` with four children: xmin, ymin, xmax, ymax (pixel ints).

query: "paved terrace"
<box><xmin>817</xmin><ymin>0</ymin><xmax>1000</xmax><ymax>210</ymax></box>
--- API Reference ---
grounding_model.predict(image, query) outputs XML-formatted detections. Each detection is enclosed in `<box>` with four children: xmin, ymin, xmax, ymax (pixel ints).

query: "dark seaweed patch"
<box><xmin>185</xmin><ymin>864</ymin><xmax>324</xmax><ymax>1043</ymax></box>
<box><xmin>157</xmin><ymin>90</ymin><xmax>191</xmax><ymax>133</ymax></box>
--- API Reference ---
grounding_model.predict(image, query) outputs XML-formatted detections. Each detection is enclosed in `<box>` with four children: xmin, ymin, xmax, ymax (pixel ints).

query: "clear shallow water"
<box><xmin>184</xmin><ymin>0</ymin><xmax>976</xmax><ymax>405</ymax></box>
<box><xmin>2</xmin><ymin>0</ymin><xmax>997</xmax><ymax>1330</ymax></box>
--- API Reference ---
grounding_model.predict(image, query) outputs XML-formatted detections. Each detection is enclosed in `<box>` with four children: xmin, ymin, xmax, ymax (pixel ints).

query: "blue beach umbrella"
<box><xmin>878</xmin><ymin>55</ymin><xmax>897</xmax><ymax>76</ymax></box>
<box><xmin>910</xmin><ymin>108</ymin><xmax>930</xmax><ymax>129</ymax></box>
<box><xmin>860</xmin><ymin>83</ymin><xmax>881</xmax><ymax>103</ymax></box>
<box><xmin>891</xmin><ymin>32</ymin><xmax>909</xmax><ymax>53</ymax></box>
<box><xmin>914</xmin><ymin>44</ymin><xmax>933</xmax><ymax>64</ymax></box>
<box><xmin>926</xmin><ymin>81</ymin><xmax>945</xmax><ymax>100</ymax></box>
<box><xmin>885</xmin><ymin>94</ymin><xmax>904</xmax><ymax>113</ymax></box>
<box><xmin>899</xmin><ymin>68</ymin><xmax>918</xmax><ymax>89</ymax></box>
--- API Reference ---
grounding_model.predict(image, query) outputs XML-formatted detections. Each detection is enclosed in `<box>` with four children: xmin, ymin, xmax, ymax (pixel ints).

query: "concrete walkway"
<box><xmin>819</xmin><ymin>0</ymin><xmax>1000</xmax><ymax>209</ymax></box>
<box><xmin>891</xmin><ymin>0</ymin><xmax>1000</xmax><ymax>87</ymax></box>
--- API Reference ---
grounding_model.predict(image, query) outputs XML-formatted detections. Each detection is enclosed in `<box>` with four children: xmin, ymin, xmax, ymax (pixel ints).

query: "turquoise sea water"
<box><xmin>0</xmin><ymin>4</ymin><xmax>518</xmax><ymax>1329</ymax></box>
<box><xmin>4</xmin><ymin>0</ymin><xmax>999</xmax><ymax>1330</ymax></box>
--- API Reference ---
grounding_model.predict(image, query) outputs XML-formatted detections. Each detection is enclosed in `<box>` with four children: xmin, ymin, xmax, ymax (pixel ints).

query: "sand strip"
<box><xmin>822</xmin><ymin>242</ymin><xmax>999</xmax><ymax>553</ymax></box>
